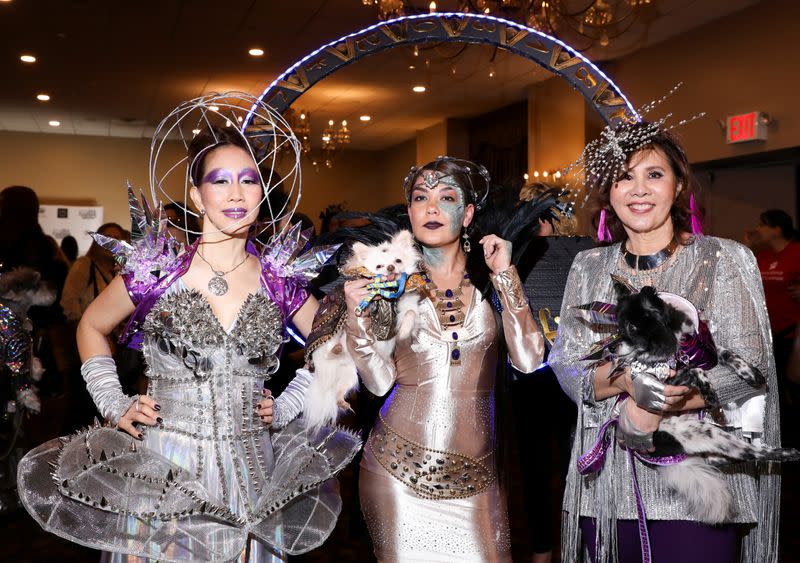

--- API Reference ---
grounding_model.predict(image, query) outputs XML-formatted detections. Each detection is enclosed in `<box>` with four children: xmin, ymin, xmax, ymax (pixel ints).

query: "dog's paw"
<box><xmin>719</xmin><ymin>349</ymin><xmax>765</xmax><ymax>387</ymax></box>
<box><xmin>668</xmin><ymin>368</ymin><xmax>720</xmax><ymax>407</ymax></box>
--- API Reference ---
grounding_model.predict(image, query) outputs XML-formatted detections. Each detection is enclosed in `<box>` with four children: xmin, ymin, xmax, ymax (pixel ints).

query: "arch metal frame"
<box><xmin>248</xmin><ymin>12</ymin><xmax>638</xmax><ymax>126</ymax></box>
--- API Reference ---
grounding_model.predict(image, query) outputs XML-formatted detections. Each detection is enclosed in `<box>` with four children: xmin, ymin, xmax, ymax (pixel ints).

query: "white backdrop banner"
<box><xmin>39</xmin><ymin>205</ymin><xmax>104</xmax><ymax>255</ymax></box>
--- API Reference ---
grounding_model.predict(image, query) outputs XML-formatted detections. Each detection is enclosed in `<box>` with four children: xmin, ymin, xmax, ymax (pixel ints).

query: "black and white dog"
<box><xmin>607</xmin><ymin>277</ymin><xmax>798</xmax><ymax>524</ymax></box>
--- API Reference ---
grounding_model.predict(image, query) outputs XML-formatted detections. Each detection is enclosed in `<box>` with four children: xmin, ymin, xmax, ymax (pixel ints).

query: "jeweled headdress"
<box><xmin>563</xmin><ymin>83</ymin><xmax>705</xmax><ymax>204</ymax></box>
<box><xmin>149</xmin><ymin>91</ymin><xmax>303</xmax><ymax>238</ymax></box>
<box><xmin>402</xmin><ymin>156</ymin><xmax>491</xmax><ymax>210</ymax></box>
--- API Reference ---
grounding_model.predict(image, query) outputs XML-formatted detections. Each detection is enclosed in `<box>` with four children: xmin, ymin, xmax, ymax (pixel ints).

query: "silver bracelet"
<box><xmin>81</xmin><ymin>355</ymin><xmax>137</xmax><ymax>425</ymax></box>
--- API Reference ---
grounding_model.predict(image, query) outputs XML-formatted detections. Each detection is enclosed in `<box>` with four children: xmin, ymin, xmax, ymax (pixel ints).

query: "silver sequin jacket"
<box><xmin>549</xmin><ymin>236</ymin><xmax>781</xmax><ymax>563</ymax></box>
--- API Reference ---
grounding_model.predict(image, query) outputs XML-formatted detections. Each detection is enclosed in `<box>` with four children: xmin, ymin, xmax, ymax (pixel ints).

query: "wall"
<box><xmin>0</xmin><ymin>130</ymin><xmax>414</xmax><ymax>236</ymax></box>
<box><xmin>291</xmin><ymin>141</ymin><xmax>413</xmax><ymax>228</ymax></box>
<box><xmin>527</xmin><ymin>78</ymin><xmax>587</xmax><ymax>173</ymax></box>
<box><xmin>605</xmin><ymin>0</ymin><xmax>800</xmax><ymax>164</ymax></box>
<box><xmin>0</xmin><ymin>131</ymin><xmax>186</xmax><ymax>228</ymax></box>
<box><xmin>697</xmin><ymin>164</ymin><xmax>797</xmax><ymax>243</ymax></box>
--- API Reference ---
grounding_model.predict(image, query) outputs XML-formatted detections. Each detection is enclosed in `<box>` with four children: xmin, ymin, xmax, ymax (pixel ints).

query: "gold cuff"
<box><xmin>490</xmin><ymin>265</ymin><xmax>527</xmax><ymax>309</ymax></box>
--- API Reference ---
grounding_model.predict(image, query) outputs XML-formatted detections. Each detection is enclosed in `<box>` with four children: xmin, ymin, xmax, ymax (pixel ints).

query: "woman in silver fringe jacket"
<box><xmin>549</xmin><ymin>125</ymin><xmax>780</xmax><ymax>563</ymax></box>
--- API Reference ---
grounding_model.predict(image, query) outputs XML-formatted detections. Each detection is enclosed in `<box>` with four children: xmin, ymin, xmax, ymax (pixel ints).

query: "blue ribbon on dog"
<box><xmin>355</xmin><ymin>273</ymin><xmax>409</xmax><ymax>316</ymax></box>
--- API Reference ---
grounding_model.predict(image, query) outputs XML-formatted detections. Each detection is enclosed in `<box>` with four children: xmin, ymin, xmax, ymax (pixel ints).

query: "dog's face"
<box><xmin>613</xmin><ymin>282</ymin><xmax>690</xmax><ymax>362</ymax></box>
<box><xmin>345</xmin><ymin>230</ymin><xmax>421</xmax><ymax>276</ymax></box>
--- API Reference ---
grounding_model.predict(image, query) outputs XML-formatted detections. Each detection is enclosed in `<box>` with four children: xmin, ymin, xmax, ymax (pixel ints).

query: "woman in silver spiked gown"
<box><xmin>17</xmin><ymin>93</ymin><xmax>360</xmax><ymax>562</ymax></box>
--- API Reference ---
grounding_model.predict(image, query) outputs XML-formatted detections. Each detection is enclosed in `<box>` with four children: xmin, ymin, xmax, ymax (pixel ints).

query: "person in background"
<box><xmin>60</xmin><ymin>222</ymin><xmax>125</xmax><ymax>322</ymax></box>
<box><xmin>163</xmin><ymin>202</ymin><xmax>198</xmax><ymax>246</ymax></box>
<box><xmin>0</xmin><ymin>186</ymin><xmax>69</xmax><ymax>396</ymax></box>
<box><xmin>750</xmin><ymin>209</ymin><xmax>800</xmax><ymax>445</ymax></box>
<box><xmin>59</xmin><ymin>235</ymin><xmax>79</xmax><ymax>266</ymax></box>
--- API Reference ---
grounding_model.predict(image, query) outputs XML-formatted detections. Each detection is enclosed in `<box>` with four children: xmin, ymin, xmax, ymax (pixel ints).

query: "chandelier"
<box><xmin>285</xmin><ymin>109</ymin><xmax>352</xmax><ymax>169</ymax></box>
<box><xmin>360</xmin><ymin>0</ymin><xmax>657</xmax><ymax>51</ymax></box>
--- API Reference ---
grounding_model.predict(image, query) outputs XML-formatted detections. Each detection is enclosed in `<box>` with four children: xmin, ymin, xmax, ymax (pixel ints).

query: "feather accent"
<box><xmin>573</xmin><ymin>301</ymin><xmax>617</xmax><ymax>326</ymax></box>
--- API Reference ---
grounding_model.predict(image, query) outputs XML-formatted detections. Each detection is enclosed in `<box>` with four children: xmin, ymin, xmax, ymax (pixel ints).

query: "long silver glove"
<box><xmin>81</xmin><ymin>355</ymin><xmax>138</xmax><ymax>425</ymax></box>
<box><xmin>272</xmin><ymin>368</ymin><xmax>314</xmax><ymax>430</ymax></box>
<box><xmin>629</xmin><ymin>361</ymin><xmax>670</xmax><ymax>412</ymax></box>
<box><xmin>616</xmin><ymin>398</ymin><xmax>655</xmax><ymax>452</ymax></box>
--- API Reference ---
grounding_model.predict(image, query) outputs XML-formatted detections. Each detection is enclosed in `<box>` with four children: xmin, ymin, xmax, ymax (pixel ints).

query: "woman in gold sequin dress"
<box><xmin>344</xmin><ymin>158</ymin><xmax>545</xmax><ymax>562</ymax></box>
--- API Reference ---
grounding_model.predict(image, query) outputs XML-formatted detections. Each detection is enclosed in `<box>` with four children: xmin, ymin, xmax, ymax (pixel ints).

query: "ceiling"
<box><xmin>0</xmin><ymin>0</ymin><xmax>760</xmax><ymax>149</ymax></box>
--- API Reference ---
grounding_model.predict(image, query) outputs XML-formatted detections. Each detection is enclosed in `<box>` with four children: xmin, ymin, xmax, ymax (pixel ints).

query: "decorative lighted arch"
<box><xmin>249</xmin><ymin>12</ymin><xmax>638</xmax><ymax>126</ymax></box>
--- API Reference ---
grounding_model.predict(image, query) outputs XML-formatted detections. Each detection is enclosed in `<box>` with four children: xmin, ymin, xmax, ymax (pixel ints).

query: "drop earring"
<box><xmin>462</xmin><ymin>230</ymin><xmax>471</xmax><ymax>253</ymax></box>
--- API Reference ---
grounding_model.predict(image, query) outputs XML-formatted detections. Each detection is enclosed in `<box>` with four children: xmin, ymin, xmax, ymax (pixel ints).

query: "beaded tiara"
<box><xmin>402</xmin><ymin>156</ymin><xmax>491</xmax><ymax>210</ymax></box>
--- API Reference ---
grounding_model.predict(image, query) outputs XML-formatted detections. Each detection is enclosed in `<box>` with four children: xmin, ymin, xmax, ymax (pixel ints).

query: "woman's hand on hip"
<box><xmin>118</xmin><ymin>395</ymin><xmax>161</xmax><ymax>440</ymax></box>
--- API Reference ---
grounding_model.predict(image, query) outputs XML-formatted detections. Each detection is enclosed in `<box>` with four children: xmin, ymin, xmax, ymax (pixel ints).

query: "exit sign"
<box><xmin>726</xmin><ymin>112</ymin><xmax>768</xmax><ymax>144</ymax></box>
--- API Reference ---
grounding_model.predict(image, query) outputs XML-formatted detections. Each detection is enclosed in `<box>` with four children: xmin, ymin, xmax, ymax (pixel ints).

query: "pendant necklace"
<box><xmin>196</xmin><ymin>248</ymin><xmax>249</xmax><ymax>296</ymax></box>
<box><xmin>423</xmin><ymin>270</ymin><xmax>470</xmax><ymax>366</ymax></box>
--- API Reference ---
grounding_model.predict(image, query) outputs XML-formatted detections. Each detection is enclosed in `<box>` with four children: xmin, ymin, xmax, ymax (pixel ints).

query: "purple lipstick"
<box><xmin>424</xmin><ymin>221</ymin><xmax>444</xmax><ymax>230</ymax></box>
<box><xmin>222</xmin><ymin>207</ymin><xmax>248</xmax><ymax>219</ymax></box>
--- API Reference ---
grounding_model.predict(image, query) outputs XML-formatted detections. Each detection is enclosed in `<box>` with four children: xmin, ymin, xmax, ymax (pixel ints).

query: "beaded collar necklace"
<box><xmin>423</xmin><ymin>271</ymin><xmax>470</xmax><ymax>365</ymax></box>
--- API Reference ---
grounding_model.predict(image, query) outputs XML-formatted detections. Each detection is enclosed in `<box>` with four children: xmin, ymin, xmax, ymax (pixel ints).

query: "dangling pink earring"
<box><xmin>689</xmin><ymin>193</ymin><xmax>703</xmax><ymax>236</ymax></box>
<box><xmin>597</xmin><ymin>209</ymin><xmax>612</xmax><ymax>242</ymax></box>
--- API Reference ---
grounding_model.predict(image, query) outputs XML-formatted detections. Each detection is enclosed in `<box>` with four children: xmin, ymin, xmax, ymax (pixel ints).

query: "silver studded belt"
<box><xmin>368</xmin><ymin>413</ymin><xmax>495</xmax><ymax>500</ymax></box>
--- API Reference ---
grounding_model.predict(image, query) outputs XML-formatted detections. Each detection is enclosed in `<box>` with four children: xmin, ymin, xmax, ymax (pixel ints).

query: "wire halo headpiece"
<box><xmin>402</xmin><ymin>156</ymin><xmax>491</xmax><ymax>211</ymax></box>
<box><xmin>562</xmin><ymin>82</ymin><xmax>705</xmax><ymax>205</ymax></box>
<box><xmin>148</xmin><ymin>91</ymin><xmax>303</xmax><ymax>239</ymax></box>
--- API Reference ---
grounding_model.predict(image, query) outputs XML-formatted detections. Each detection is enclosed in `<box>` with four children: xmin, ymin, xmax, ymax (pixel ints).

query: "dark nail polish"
<box><xmin>157</xmin><ymin>417</ymin><xmax>163</xmax><ymax>424</ymax></box>
<box><xmin>154</xmin><ymin>404</ymin><xmax>161</xmax><ymax>411</ymax></box>
<box><xmin>137</xmin><ymin>433</ymin><xmax>144</xmax><ymax>440</ymax></box>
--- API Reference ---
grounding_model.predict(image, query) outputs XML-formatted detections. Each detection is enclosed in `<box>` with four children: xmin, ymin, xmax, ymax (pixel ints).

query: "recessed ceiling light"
<box><xmin>359</xmin><ymin>115</ymin><xmax>371</xmax><ymax>122</ymax></box>
<box><xmin>209</xmin><ymin>105</ymin><xmax>219</xmax><ymax>112</ymax></box>
<box><xmin>192</xmin><ymin>128</ymin><xmax>201</xmax><ymax>135</ymax></box>
<box><xmin>412</xmin><ymin>85</ymin><xmax>426</xmax><ymax>93</ymax></box>
<box><xmin>237</xmin><ymin>115</ymin><xmax>243</xmax><ymax>122</ymax></box>
<box><xmin>248</xmin><ymin>47</ymin><xmax>265</xmax><ymax>57</ymax></box>
<box><xmin>48</xmin><ymin>120</ymin><xmax>60</xmax><ymax>127</ymax></box>
<box><xmin>20</xmin><ymin>54</ymin><xmax>36</xmax><ymax>63</ymax></box>
<box><xmin>36</xmin><ymin>93</ymin><xmax>50</xmax><ymax>101</ymax></box>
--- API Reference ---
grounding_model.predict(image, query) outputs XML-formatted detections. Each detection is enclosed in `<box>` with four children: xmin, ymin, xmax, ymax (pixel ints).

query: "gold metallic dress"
<box><xmin>346</xmin><ymin>266</ymin><xmax>544</xmax><ymax>562</ymax></box>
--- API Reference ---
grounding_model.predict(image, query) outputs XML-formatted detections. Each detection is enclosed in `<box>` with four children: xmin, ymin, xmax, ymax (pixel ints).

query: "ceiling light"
<box><xmin>209</xmin><ymin>105</ymin><xmax>219</xmax><ymax>112</ymax></box>
<box><xmin>429</xmin><ymin>2</ymin><xmax>436</xmax><ymax>12</ymax></box>
<box><xmin>543</xmin><ymin>171</ymin><xmax>549</xmax><ymax>178</ymax></box>
<box><xmin>248</xmin><ymin>47</ymin><xmax>265</xmax><ymax>57</ymax></box>
<box><xmin>192</xmin><ymin>129</ymin><xmax>201</xmax><ymax>135</ymax></box>
<box><xmin>36</xmin><ymin>93</ymin><xmax>50</xmax><ymax>101</ymax></box>
<box><xmin>533</xmin><ymin>171</ymin><xmax>540</xmax><ymax>178</ymax></box>
<box><xmin>48</xmin><ymin>120</ymin><xmax>60</xmax><ymax>127</ymax></box>
<box><xmin>359</xmin><ymin>115</ymin><xmax>371</xmax><ymax>122</ymax></box>
<box><xmin>237</xmin><ymin>115</ymin><xmax>243</xmax><ymax>122</ymax></box>
<box><xmin>20</xmin><ymin>54</ymin><xmax>36</xmax><ymax>63</ymax></box>
<box><xmin>412</xmin><ymin>85</ymin><xmax>426</xmax><ymax>93</ymax></box>
<box><xmin>523</xmin><ymin>173</ymin><xmax>529</xmax><ymax>181</ymax></box>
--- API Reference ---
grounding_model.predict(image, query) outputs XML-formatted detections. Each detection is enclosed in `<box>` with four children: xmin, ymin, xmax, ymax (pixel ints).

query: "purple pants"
<box><xmin>580</xmin><ymin>517</ymin><xmax>739</xmax><ymax>563</ymax></box>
